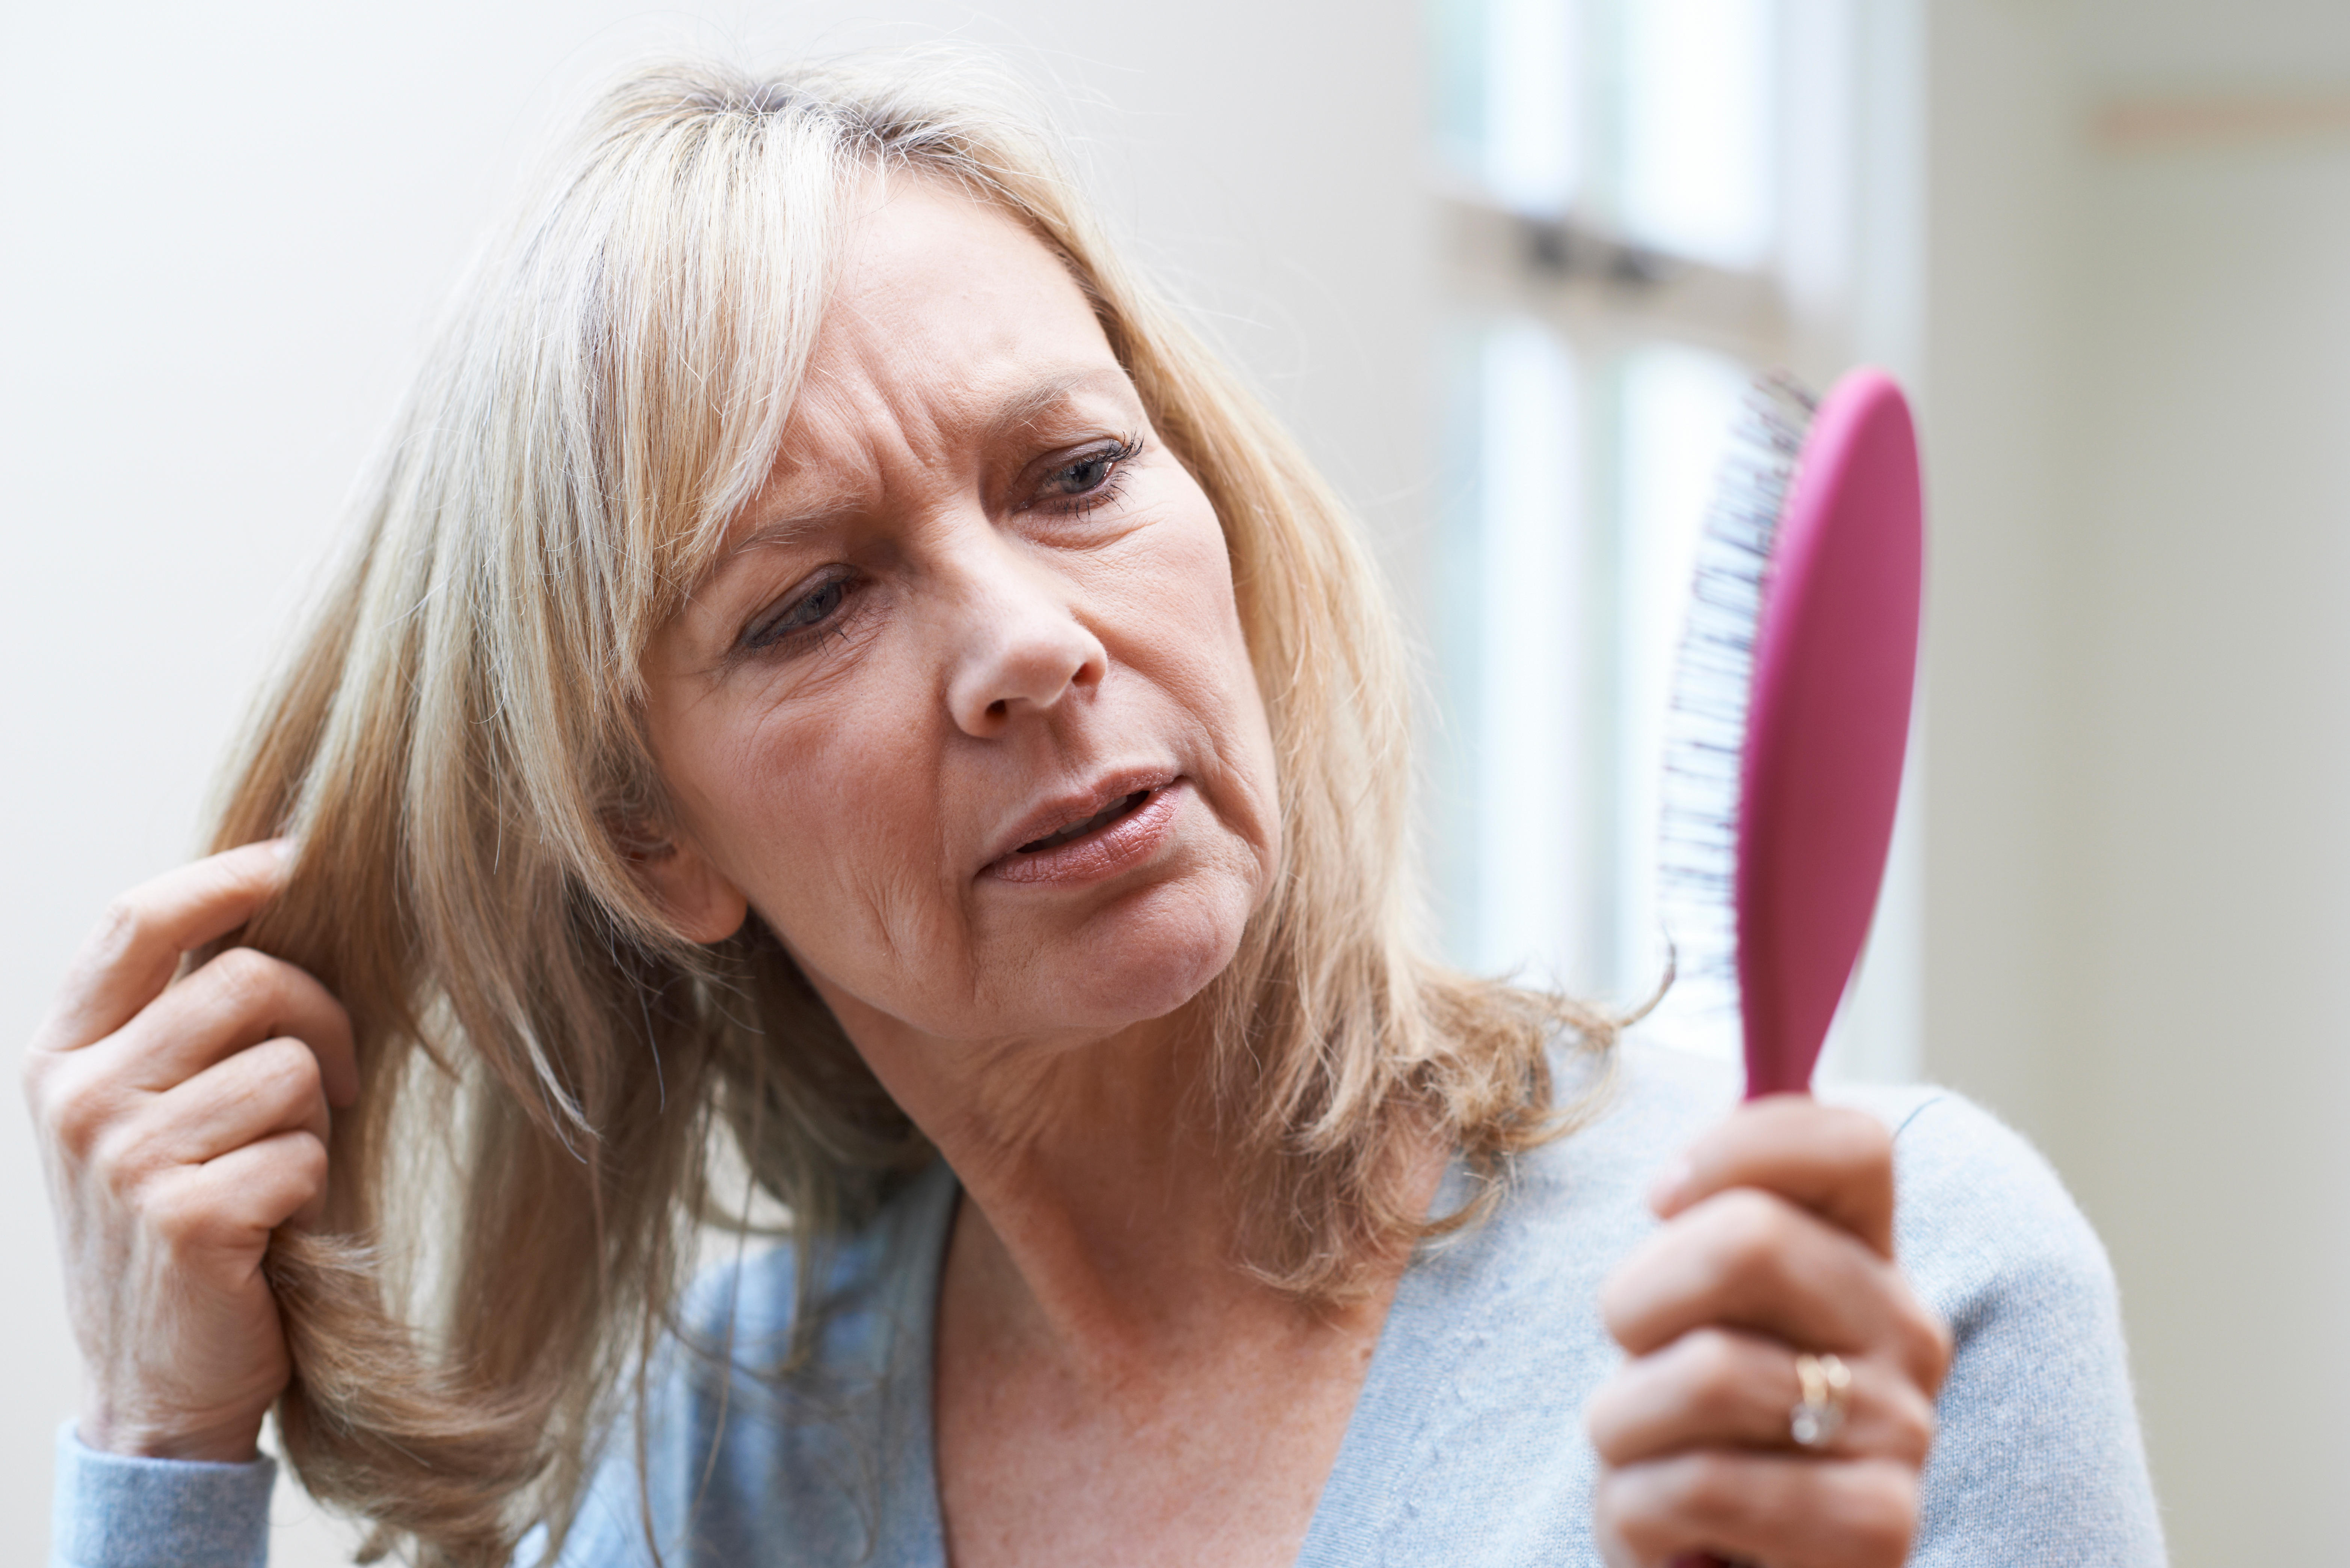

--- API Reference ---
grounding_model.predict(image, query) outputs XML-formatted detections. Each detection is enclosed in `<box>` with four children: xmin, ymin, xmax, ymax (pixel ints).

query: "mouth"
<box><xmin>985</xmin><ymin>773</ymin><xmax>1184</xmax><ymax>887</ymax></box>
<box><xmin>1016</xmin><ymin>789</ymin><xmax>1152</xmax><ymax>854</ymax></box>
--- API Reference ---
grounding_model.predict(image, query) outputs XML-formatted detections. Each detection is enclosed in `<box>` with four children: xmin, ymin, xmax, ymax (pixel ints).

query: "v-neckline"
<box><xmin>884</xmin><ymin>1157</ymin><xmax>1492</xmax><ymax>1568</ymax></box>
<box><xmin>865</xmin><ymin>1160</ymin><xmax>956</xmax><ymax>1566</ymax></box>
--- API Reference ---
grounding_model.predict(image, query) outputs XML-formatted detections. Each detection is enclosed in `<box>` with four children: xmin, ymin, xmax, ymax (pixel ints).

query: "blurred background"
<box><xmin>3</xmin><ymin>0</ymin><xmax>2344</xmax><ymax>1561</ymax></box>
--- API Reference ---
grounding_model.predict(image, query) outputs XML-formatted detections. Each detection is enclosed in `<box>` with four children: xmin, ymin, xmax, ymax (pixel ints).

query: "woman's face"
<box><xmin>640</xmin><ymin>179</ymin><xmax>1281</xmax><ymax>1055</ymax></box>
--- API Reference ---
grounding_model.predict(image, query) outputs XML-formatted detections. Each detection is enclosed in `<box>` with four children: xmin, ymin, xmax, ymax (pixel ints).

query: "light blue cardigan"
<box><xmin>51</xmin><ymin>1043</ymin><xmax>2167</xmax><ymax>1566</ymax></box>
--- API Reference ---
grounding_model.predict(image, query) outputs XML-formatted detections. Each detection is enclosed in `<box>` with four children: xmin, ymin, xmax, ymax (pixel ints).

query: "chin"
<box><xmin>1009</xmin><ymin>866</ymin><xmax>1258</xmax><ymax>1036</ymax></box>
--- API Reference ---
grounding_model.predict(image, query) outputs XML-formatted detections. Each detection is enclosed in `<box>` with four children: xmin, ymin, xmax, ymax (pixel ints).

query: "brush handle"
<box><xmin>1735</xmin><ymin>370</ymin><xmax>1923</xmax><ymax>1097</ymax></box>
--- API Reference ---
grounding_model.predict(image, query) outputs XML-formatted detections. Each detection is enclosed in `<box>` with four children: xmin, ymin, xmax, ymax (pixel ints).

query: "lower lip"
<box><xmin>985</xmin><ymin>783</ymin><xmax>1183</xmax><ymax>887</ymax></box>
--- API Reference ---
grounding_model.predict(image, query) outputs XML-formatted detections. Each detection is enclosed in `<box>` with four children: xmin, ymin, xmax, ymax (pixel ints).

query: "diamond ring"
<box><xmin>1790</xmin><ymin>1352</ymin><xmax>1853</xmax><ymax>1448</ymax></box>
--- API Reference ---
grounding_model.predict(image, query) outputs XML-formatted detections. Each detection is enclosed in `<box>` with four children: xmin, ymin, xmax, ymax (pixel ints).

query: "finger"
<box><xmin>1602</xmin><ymin>1190</ymin><xmax>1949</xmax><ymax>1389</ymax></box>
<box><xmin>1650</xmin><ymin>1097</ymin><xmax>1896</xmax><ymax>1257</ymax></box>
<box><xmin>159</xmin><ymin>1129</ymin><xmax>334</xmax><ymax>1253</ymax></box>
<box><xmin>1586</xmin><ymin>1330</ymin><xmax>1935</xmax><ymax>1468</ymax></box>
<box><xmin>123</xmin><ymin>1038</ymin><xmax>334</xmax><ymax>1171</ymax></box>
<box><xmin>100</xmin><ymin>947</ymin><xmax>357</xmax><ymax>1108</ymax></box>
<box><xmin>1597</xmin><ymin>1452</ymin><xmax>1918</xmax><ymax>1568</ymax></box>
<box><xmin>38</xmin><ymin>842</ymin><xmax>296</xmax><ymax>1053</ymax></box>
<box><xmin>1607</xmin><ymin>1190</ymin><xmax>1888</xmax><ymax>1352</ymax></box>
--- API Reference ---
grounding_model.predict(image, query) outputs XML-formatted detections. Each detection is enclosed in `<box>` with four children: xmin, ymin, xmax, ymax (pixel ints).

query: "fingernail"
<box><xmin>1649</xmin><ymin>1156</ymin><xmax>1692</xmax><ymax>1212</ymax></box>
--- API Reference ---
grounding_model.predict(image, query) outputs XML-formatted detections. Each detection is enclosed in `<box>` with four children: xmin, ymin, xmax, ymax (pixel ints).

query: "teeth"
<box><xmin>1018</xmin><ymin>790</ymin><xmax>1148</xmax><ymax>854</ymax></box>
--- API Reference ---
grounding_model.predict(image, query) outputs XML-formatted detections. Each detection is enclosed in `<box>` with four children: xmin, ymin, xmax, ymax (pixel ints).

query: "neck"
<box><xmin>876</xmin><ymin>1009</ymin><xmax>1258</xmax><ymax>1342</ymax></box>
<box><xmin>817</xmin><ymin>985</ymin><xmax>1400</xmax><ymax>1378</ymax></box>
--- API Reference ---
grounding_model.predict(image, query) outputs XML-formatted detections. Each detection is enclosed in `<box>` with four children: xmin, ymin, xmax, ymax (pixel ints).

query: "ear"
<box><xmin>607</xmin><ymin>816</ymin><xmax>750</xmax><ymax>945</ymax></box>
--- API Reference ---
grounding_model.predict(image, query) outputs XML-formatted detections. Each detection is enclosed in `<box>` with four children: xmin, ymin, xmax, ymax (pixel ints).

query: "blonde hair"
<box><xmin>213</xmin><ymin>53</ymin><xmax>1610</xmax><ymax>1566</ymax></box>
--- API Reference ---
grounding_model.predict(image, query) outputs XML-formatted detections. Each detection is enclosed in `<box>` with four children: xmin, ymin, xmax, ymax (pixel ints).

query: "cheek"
<box><xmin>1104</xmin><ymin>512</ymin><xmax>1281</xmax><ymax>847</ymax></box>
<box><xmin>663</xmin><ymin>667</ymin><xmax>954</xmax><ymax>966</ymax></box>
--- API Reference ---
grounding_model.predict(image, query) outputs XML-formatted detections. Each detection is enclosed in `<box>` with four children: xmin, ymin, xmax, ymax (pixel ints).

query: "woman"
<box><xmin>27</xmin><ymin>57</ymin><xmax>2160</xmax><ymax>1568</ymax></box>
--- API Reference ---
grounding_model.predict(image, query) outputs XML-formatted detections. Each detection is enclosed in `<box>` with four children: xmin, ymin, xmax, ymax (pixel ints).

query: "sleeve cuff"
<box><xmin>51</xmin><ymin>1421</ymin><xmax>276</xmax><ymax>1568</ymax></box>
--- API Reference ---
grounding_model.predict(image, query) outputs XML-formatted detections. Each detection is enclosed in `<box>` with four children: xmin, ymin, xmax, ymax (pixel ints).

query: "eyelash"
<box><xmin>743</xmin><ymin>567</ymin><xmax>861</xmax><ymax>654</ymax></box>
<box><xmin>739</xmin><ymin>437</ymin><xmax>1144</xmax><ymax>656</ymax></box>
<box><xmin>1036</xmin><ymin>436</ymin><xmax>1142</xmax><ymax>519</ymax></box>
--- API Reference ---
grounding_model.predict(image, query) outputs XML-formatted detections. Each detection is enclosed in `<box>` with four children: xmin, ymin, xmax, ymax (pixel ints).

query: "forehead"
<box><xmin>648</xmin><ymin>181</ymin><xmax>1138</xmax><ymax>632</ymax></box>
<box><xmin>835</xmin><ymin>175</ymin><xmax>1090</xmax><ymax>312</ymax></box>
<box><xmin>787</xmin><ymin>177</ymin><xmax>1119</xmax><ymax>432</ymax></box>
<box><xmin>677</xmin><ymin>177</ymin><xmax>1140</xmax><ymax>589</ymax></box>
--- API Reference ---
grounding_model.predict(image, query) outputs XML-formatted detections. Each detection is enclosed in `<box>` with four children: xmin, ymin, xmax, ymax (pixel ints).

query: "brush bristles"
<box><xmin>1655</xmin><ymin>374</ymin><xmax>1817</xmax><ymax>1024</ymax></box>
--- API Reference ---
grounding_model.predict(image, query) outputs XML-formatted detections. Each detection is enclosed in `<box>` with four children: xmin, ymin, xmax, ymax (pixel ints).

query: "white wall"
<box><xmin>2074</xmin><ymin>136</ymin><xmax>2350</xmax><ymax>1557</ymax></box>
<box><xmin>1921</xmin><ymin>1</ymin><xmax>2350</xmax><ymax>1558</ymax></box>
<box><xmin>0</xmin><ymin>6</ymin><xmax>1429</xmax><ymax>1563</ymax></box>
<box><xmin>14</xmin><ymin>3</ymin><xmax>2350</xmax><ymax>1563</ymax></box>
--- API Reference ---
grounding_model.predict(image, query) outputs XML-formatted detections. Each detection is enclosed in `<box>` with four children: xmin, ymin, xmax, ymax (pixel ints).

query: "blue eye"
<box><xmin>747</xmin><ymin>572</ymin><xmax>854</xmax><ymax>650</ymax></box>
<box><xmin>1038</xmin><ymin>439</ymin><xmax>1141</xmax><ymax>511</ymax></box>
<box><xmin>1051</xmin><ymin>453</ymin><xmax>1116</xmax><ymax>493</ymax></box>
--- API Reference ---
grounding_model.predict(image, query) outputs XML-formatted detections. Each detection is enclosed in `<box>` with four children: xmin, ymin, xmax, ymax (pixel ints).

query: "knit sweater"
<box><xmin>50</xmin><ymin>1042</ymin><xmax>2166</xmax><ymax>1566</ymax></box>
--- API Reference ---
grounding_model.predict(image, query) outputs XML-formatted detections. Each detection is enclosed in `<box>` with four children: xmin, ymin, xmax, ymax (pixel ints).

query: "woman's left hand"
<box><xmin>1586</xmin><ymin>1096</ymin><xmax>1954</xmax><ymax>1568</ymax></box>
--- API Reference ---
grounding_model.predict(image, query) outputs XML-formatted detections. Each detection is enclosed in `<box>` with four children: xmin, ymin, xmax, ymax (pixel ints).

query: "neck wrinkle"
<box><xmin>914</xmin><ymin>1010</ymin><xmax>1284</xmax><ymax>1379</ymax></box>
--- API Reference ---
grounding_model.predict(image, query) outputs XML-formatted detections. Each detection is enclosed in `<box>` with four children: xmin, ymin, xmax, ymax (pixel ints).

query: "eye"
<box><xmin>1034</xmin><ymin>439</ymin><xmax>1141</xmax><ymax>514</ymax></box>
<box><xmin>744</xmin><ymin>568</ymin><xmax>859</xmax><ymax>652</ymax></box>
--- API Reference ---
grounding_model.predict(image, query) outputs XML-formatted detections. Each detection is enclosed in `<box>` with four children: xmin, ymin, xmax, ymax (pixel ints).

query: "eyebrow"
<box><xmin>980</xmin><ymin>364</ymin><xmax>1136</xmax><ymax>446</ymax></box>
<box><xmin>722</xmin><ymin>494</ymin><xmax>864</xmax><ymax>563</ymax></box>
<box><xmin>718</xmin><ymin>364</ymin><xmax>1141</xmax><ymax>563</ymax></box>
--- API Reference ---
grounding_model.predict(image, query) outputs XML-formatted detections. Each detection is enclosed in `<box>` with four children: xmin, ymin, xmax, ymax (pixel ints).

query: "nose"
<box><xmin>942</xmin><ymin>531</ymin><xmax>1108</xmax><ymax>738</ymax></box>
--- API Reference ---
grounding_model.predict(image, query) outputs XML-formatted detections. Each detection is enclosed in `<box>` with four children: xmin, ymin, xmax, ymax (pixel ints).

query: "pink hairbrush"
<box><xmin>1658</xmin><ymin>368</ymin><xmax>1925</xmax><ymax>1097</ymax></box>
<box><xmin>1656</xmin><ymin>371</ymin><xmax>1923</xmax><ymax>1568</ymax></box>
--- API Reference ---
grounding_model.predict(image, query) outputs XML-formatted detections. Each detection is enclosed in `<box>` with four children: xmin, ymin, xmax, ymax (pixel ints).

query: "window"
<box><xmin>1425</xmin><ymin>0</ymin><xmax>1920</xmax><ymax>1078</ymax></box>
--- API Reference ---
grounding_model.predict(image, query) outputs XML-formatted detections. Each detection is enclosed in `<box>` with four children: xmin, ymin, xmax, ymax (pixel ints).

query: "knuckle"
<box><xmin>1598</xmin><ymin>1236</ymin><xmax>1674</xmax><ymax>1338</ymax></box>
<box><xmin>1683</xmin><ymin>1324</ymin><xmax>1742</xmax><ymax>1376</ymax></box>
<box><xmin>1595</xmin><ymin>1269</ymin><xmax>1636</xmax><ymax>1338</ymax></box>
<box><xmin>206</xmin><ymin>945</ymin><xmax>280</xmax><ymax>1005</ymax></box>
<box><xmin>139</xmin><ymin>1175</ymin><xmax>214</xmax><ymax>1247</ymax></box>
<box><xmin>1582</xmin><ymin>1376</ymin><xmax>1630</xmax><ymax>1452</ymax></box>
<box><xmin>279</xmin><ymin>1131</ymin><xmax>331</xmax><ymax>1192</ymax></box>
<box><xmin>14</xmin><ymin>1052</ymin><xmax>33</xmax><ymax>1109</ymax></box>
<box><xmin>85</xmin><ymin>895</ymin><xmax>153</xmax><ymax>969</ymax></box>
<box><xmin>1894</xmin><ymin>1296</ymin><xmax>1956</xmax><ymax>1385</ymax></box>
<box><xmin>1678</xmin><ymin>1328</ymin><xmax>1750</xmax><ymax>1410</ymax></box>
<box><xmin>41</xmin><ymin>1067</ymin><xmax>114</xmax><ymax>1156</ymax></box>
<box><xmin>1924</xmin><ymin>1310</ymin><xmax>1956</xmax><ymax>1373</ymax></box>
<box><xmin>84</xmin><ymin>1117</ymin><xmax>131</xmax><ymax>1177</ymax></box>
<box><xmin>1817</xmin><ymin>1102</ymin><xmax>1891</xmax><ymax>1152</ymax></box>
<box><xmin>1672</xmin><ymin>1451</ymin><xmax>1752</xmax><ymax>1524</ymax></box>
<box><xmin>1882</xmin><ymin>1383</ymin><xmax>1938</xmax><ymax>1463</ymax></box>
<box><xmin>1711</xmin><ymin>1191</ymin><xmax>1797</xmax><ymax>1277</ymax></box>
<box><xmin>1591</xmin><ymin>1468</ymin><xmax>1679</xmax><ymax>1561</ymax></box>
<box><xmin>254</xmin><ymin>1037</ymin><xmax>324</xmax><ymax>1100</ymax></box>
<box><xmin>1588</xmin><ymin>1469</ymin><xmax>1631</xmax><ymax>1533</ymax></box>
<box><xmin>195</xmin><ymin>948</ymin><xmax>307</xmax><ymax>1035</ymax></box>
<box><xmin>19</xmin><ymin>1046</ymin><xmax>57</xmax><ymax>1113</ymax></box>
<box><xmin>1823</xmin><ymin>1108</ymin><xmax>1895</xmax><ymax>1179</ymax></box>
<box><xmin>89</xmin><ymin>1119</ymin><xmax>166</xmax><ymax>1194</ymax></box>
<box><xmin>1844</xmin><ymin>1463</ymin><xmax>1922</xmax><ymax>1563</ymax></box>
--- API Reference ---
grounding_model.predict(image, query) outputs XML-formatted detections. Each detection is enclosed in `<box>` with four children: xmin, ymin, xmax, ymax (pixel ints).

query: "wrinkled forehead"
<box><xmin>722</xmin><ymin>364</ymin><xmax>1142</xmax><ymax>564</ymax></box>
<box><xmin>673</xmin><ymin>176</ymin><xmax>1137</xmax><ymax>578</ymax></box>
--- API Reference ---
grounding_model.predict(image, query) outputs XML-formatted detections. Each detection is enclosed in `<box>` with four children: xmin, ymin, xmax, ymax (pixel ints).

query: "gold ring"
<box><xmin>1790</xmin><ymin>1352</ymin><xmax>1852</xmax><ymax>1448</ymax></box>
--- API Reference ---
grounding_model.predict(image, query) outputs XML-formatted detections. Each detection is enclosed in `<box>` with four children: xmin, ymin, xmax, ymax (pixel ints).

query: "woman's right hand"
<box><xmin>21</xmin><ymin>841</ymin><xmax>355</xmax><ymax>1462</ymax></box>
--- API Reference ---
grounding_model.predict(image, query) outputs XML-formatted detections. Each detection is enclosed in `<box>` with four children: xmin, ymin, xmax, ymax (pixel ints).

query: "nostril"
<box><xmin>987</xmin><ymin>699</ymin><xmax>1008</xmax><ymax>719</ymax></box>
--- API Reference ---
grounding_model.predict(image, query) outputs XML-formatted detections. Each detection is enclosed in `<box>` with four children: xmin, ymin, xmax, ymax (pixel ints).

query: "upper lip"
<box><xmin>983</xmin><ymin>766</ymin><xmax>1177</xmax><ymax>869</ymax></box>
